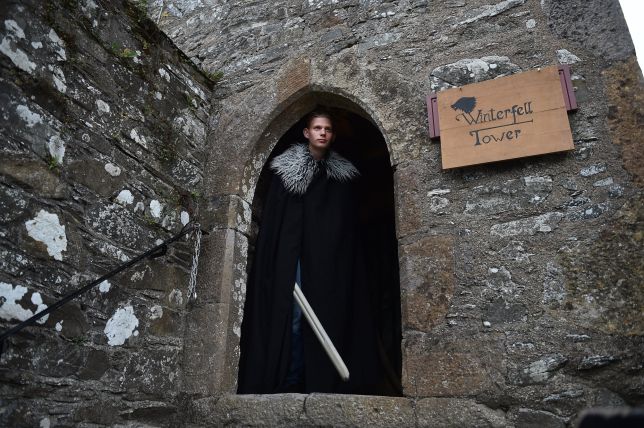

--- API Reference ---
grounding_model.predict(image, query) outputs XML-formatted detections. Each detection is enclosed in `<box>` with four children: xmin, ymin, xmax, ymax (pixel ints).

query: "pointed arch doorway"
<box><xmin>239</xmin><ymin>99</ymin><xmax>402</xmax><ymax>396</ymax></box>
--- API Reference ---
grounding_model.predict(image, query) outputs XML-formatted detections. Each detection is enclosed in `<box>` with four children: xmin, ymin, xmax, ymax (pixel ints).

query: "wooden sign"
<box><xmin>437</xmin><ymin>66</ymin><xmax>574</xmax><ymax>169</ymax></box>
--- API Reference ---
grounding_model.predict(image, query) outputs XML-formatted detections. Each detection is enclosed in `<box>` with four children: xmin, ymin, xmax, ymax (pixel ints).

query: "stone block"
<box><xmin>399</xmin><ymin>235</ymin><xmax>455</xmax><ymax>332</ymax></box>
<box><xmin>416</xmin><ymin>397</ymin><xmax>508</xmax><ymax>427</ymax></box>
<box><xmin>181</xmin><ymin>303</ymin><xmax>232</xmax><ymax>396</ymax></box>
<box><xmin>195</xmin><ymin>228</ymin><xmax>248</xmax><ymax>305</ymax></box>
<box><xmin>277</xmin><ymin>57</ymin><xmax>311</xmax><ymax>105</ymax></box>
<box><xmin>67</xmin><ymin>158</ymin><xmax>126</xmax><ymax>198</ymax></box>
<box><xmin>603</xmin><ymin>57</ymin><xmax>644</xmax><ymax>187</ymax></box>
<box><xmin>543</xmin><ymin>0</ymin><xmax>635</xmax><ymax>61</ymax></box>
<box><xmin>203</xmin><ymin>194</ymin><xmax>252</xmax><ymax>235</ymax></box>
<box><xmin>0</xmin><ymin>158</ymin><xmax>68</xmax><ymax>199</ymax></box>
<box><xmin>511</xmin><ymin>354</ymin><xmax>568</xmax><ymax>386</ymax></box>
<box><xmin>210</xmin><ymin>393</ymin><xmax>306</xmax><ymax>427</ymax></box>
<box><xmin>510</xmin><ymin>407</ymin><xmax>566</xmax><ymax>428</ymax></box>
<box><xmin>77</xmin><ymin>349</ymin><xmax>109</xmax><ymax>380</ymax></box>
<box><xmin>305</xmin><ymin>394</ymin><xmax>415</xmax><ymax>427</ymax></box>
<box><xmin>404</xmin><ymin>351</ymin><xmax>489</xmax><ymax>397</ymax></box>
<box><xmin>403</xmin><ymin>332</ymin><xmax>506</xmax><ymax>397</ymax></box>
<box><xmin>119</xmin><ymin>347</ymin><xmax>182</xmax><ymax>399</ymax></box>
<box><xmin>126</xmin><ymin>258</ymin><xmax>190</xmax><ymax>295</ymax></box>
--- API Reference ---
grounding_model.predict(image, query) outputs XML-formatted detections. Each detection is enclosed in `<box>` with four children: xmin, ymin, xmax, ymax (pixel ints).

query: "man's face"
<box><xmin>303</xmin><ymin>117</ymin><xmax>334</xmax><ymax>152</ymax></box>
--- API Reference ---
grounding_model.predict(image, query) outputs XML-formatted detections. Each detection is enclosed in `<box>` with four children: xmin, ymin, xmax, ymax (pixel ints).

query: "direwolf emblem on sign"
<box><xmin>451</xmin><ymin>96</ymin><xmax>477</xmax><ymax>114</ymax></box>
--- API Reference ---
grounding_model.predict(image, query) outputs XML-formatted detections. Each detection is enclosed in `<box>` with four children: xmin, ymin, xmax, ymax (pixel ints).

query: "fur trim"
<box><xmin>270</xmin><ymin>143</ymin><xmax>359</xmax><ymax>195</ymax></box>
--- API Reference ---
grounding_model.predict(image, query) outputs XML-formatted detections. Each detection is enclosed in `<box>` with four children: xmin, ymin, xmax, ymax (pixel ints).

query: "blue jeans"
<box><xmin>285</xmin><ymin>261</ymin><xmax>304</xmax><ymax>386</ymax></box>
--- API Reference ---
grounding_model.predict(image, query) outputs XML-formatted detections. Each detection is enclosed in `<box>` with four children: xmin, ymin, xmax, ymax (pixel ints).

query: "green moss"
<box><xmin>47</xmin><ymin>156</ymin><xmax>61</xmax><ymax>173</ymax></box>
<box><xmin>184</xmin><ymin>92</ymin><xmax>197</xmax><ymax>108</ymax></box>
<box><xmin>206</xmin><ymin>71</ymin><xmax>224</xmax><ymax>83</ymax></box>
<box><xmin>111</xmin><ymin>42</ymin><xmax>138</xmax><ymax>59</ymax></box>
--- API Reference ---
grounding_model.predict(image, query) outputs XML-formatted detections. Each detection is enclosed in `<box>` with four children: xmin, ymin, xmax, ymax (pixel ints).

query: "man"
<box><xmin>237</xmin><ymin>110</ymin><xmax>383</xmax><ymax>394</ymax></box>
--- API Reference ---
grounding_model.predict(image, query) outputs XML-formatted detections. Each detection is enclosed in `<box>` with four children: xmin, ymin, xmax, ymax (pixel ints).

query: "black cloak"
<box><xmin>237</xmin><ymin>143</ymin><xmax>384</xmax><ymax>394</ymax></box>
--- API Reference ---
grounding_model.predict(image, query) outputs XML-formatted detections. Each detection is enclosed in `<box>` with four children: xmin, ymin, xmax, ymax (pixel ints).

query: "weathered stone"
<box><xmin>399</xmin><ymin>235</ymin><xmax>455</xmax><ymax>332</ymax></box>
<box><xmin>484</xmin><ymin>298</ymin><xmax>527</xmax><ymax>324</ymax></box>
<box><xmin>603</xmin><ymin>57</ymin><xmax>644</xmax><ymax>187</ymax></box>
<box><xmin>210</xmin><ymin>394</ymin><xmax>306</xmax><ymax>427</ymax></box>
<box><xmin>511</xmin><ymin>408</ymin><xmax>566</xmax><ymax>428</ymax></box>
<box><xmin>543</xmin><ymin>0</ymin><xmax>635</xmax><ymax>62</ymax></box>
<box><xmin>559</xmin><ymin>195</ymin><xmax>644</xmax><ymax>335</ymax></box>
<box><xmin>577</xmin><ymin>355</ymin><xmax>619</xmax><ymax>370</ymax></box>
<box><xmin>126</xmin><ymin>258</ymin><xmax>190</xmax><ymax>295</ymax></box>
<box><xmin>430</xmin><ymin>56</ymin><xmax>522</xmax><ymax>91</ymax></box>
<box><xmin>513</xmin><ymin>354</ymin><xmax>568</xmax><ymax>385</ymax></box>
<box><xmin>181</xmin><ymin>303</ymin><xmax>232</xmax><ymax>396</ymax></box>
<box><xmin>77</xmin><ymin>350</ymin><xmax>109</xmax><ymax>380</ymax></box>
<box><xmin>416</xmin><ymin>397</ymin><xmax>508</xmax><ymax>427</ymax></box>
<box><xmin>490</xmin><ymin>212</ymin><xmax>563</xmax><ymax>237</ymax></box>
<box><xmin>403</xmin><ymin>333</ymin><xmax>505</xmax><ymax>397</ymax></box>
<box><xmin>0</xmin><ymin>159</ymin><xmax>67</xmax><ymax>199</ymax></box>
<box><xmin>305</xmin><ymin>394</ymin><xmax>415</xmax><ymax>427</ymax></box>
<box><xmin>67</xmin><ymin>158</ymin><xmax>127</xmax><ymax>198</ymax></box>
<box><xmin>2</xmin><ymin>0</ymin><xmax>643</xmax><ymax>425</ymax></box>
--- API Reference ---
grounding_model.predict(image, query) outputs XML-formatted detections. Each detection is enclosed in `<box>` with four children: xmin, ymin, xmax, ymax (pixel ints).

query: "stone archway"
<box><xmin>182</xmin><ymin>87</ymin><xmax>406</xmax><ymax>400</ymax></box>
<box><xmin>240</xmin><ymin>100</ymin><xmax>402</xmax><ymax>395</ymax></box>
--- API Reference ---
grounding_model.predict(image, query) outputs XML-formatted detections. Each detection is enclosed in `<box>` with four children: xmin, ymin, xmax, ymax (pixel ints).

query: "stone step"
<box><xmin>188</xmin><ymin>393</ymin><xmax>509</xmax><ymax>427</ymax></box>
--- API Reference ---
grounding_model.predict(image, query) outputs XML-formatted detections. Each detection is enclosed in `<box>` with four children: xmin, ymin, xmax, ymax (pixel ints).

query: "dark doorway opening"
<box><xmin>244</xmin><ymin>106</ymin><xmax>402</xmax><ymax>396</ymax></box>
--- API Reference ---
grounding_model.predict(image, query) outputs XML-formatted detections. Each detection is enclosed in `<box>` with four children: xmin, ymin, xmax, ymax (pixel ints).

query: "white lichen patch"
<box><xmin>149</xmin><ymin>200</ymin><xmax>163</xmax><ymax>218</ymax></box>
<box><xmin>168</xmin><ymin>289</ymin><xmax>183</xmax><ymax>306</ymax></box>
<box><xmin>0</xmin><ymin>282</ymin><xmax>32</xmax><ymax>322</ymax></box>
<box><xmin>16</xmin><ymin>104</ymin><xmax>42</xmax><ymax>127</ymax></box>
<box><xmin>155</xmin><ymin>91</ymin><xmax>163</xmax><ymax>100</ymax></box>
<box><xmin>97</xmin><ymin>241</ymin><xmax>130</xmax><ymax>262</ymax></box>
<box><xmin>116</xmin><ymin>189</ymin><xmax>134</xmax><ymax>205</ymax></box>
<box><xmin>104</xmin><ymin>305</ymin><xmax>139</xmax><ymax>346</ymax></box>
<box><xmin>0</xmin><ymin>36</ymin><xmax>37</xmax><ymax>74</ymax></box>
<box><xmin>47</xmin><ymin>134</ymin><xmax>65</xmax><ymax>163</ymax></box>
<box><xmin>99</xmin><ymin>280</ymin><xmax>111</xmax><ymax>293</ymax></box>
<box><xmin>31</xmin><ymin>41</ymin><xmax>43</xmax><ymax>49</ymax></box>
<box><xmin>25</xmin><ymin>210</ymin><xmax>67</xmax><ymax>261</ymax></box>
<box><xmin>159</xmin><ymin>67</ymin><xmax>170</xmax><ymax>82</ymax></box>
<box><xmin>525</xmin><ymin>19</ymin><xmax>536</xmax><ymax>29</ymax></box>
<box><xmin>96</xmin><ymin>99</ymin><xmax>111</xmax><ymax>114</ymax></box>
<box><xmin>129</xmin><ymin>128</ymin><xmax>147</xmax><ymax>148</ymax></box>
<box><xmin>180</xmin><ymin>211</ymin><xmax>189</xmax><ymax>226</ymax></box>
<box><xmin>5</xmin><ymin>20</ymin><xmax>25</xmax><ymax>38</ymax></box>
<box><xmin>491</xmin><ymin>212</ymin><xmax>563</xmax><ymax>237</ymax></box>
<box><xmin>55</xmin><ymin>320</ymin><xmax>63</xmax><ymax>332</ymax></box>
<box><xmin>557</xmin><ymin>49</ymin><xmax>580</xmax><ymax>65</ymax></box>
<box><xmin>580</xmin><ymin>164</ymin><xmax>606</xmax><ymax>177</ymax></box>
<box><xmin>427</xmin><ymin>188</ymin><xmax>451</xmax><ymax>196</ymax></box>
<box><xmin>593</xmin><ymin>177</ymin><xmax>614</xmax><ymax>187</ymax></box>
<box><xmin>149</xmin><ymin>305</ymin><xmax>163</xmax><ymax>320</ymax></box>
<box><xmin>81</xmin><ymin>0</ymin><xmax>98</xmax><ymax>16</ymax></box>
<box><xmin>31</xmin><ymin>292</ymin><xmax>48</xmax><ymax>324</ymax></box>
<box><xmin>134</xmin><ymin>201</ymin><xmax>145</xmax><ymax>213</ymax></box>
<box><xmin>104</xmin><ymin>163</ymin><xmax>121</xmax><ymax>176</ymax></box>
<box><xmin>46</xmin><ymin>64</ymin><xmax>67</xmax><ymax>94</ymax></box>
<box><xmin>48</xmin><ymin>29</ymin><xmax>66</xmax><ymax>61</ymax></box>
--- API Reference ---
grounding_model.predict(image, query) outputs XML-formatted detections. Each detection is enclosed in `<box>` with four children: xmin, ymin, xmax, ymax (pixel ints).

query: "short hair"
<box><xmin>304</xmin><ymin>109</ymin><xmax>334</xmax><ymax>128</ymax></box>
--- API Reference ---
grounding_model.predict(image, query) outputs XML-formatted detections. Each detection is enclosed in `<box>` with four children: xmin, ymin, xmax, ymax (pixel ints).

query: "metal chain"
<box><xmin>187</xmin><ymin>223</ymin><xmax>201</xmax><ymax>301</ymax></box>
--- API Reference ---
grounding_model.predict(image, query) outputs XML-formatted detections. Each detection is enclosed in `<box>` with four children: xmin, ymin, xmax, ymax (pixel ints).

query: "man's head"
<box><xmin>303</xmin><ymin>110</ymin><xmax>334</xmax><ymax>158</ymax></box>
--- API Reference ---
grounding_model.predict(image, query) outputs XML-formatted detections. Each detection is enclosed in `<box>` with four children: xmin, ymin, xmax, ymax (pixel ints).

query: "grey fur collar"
<box><xmin>270</xmin><ymin>143</ymin><xmax>359</xmax><ymax>195</ymax></box>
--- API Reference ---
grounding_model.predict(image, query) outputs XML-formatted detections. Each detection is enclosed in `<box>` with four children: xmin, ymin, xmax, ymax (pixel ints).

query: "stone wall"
<box><xmin>0</xmin><ymin>0</ymin><xmax>212</xmax><ymax>426</ymax></box>
<box><xmin>1</xmin><ymin>0</ymin><xmax>642</xmax><ymax>426</ymax></box>
<box><xmin>150</xmin><ymin>0</ymin><xmax>643</xmax><ymax>426</ymax></box>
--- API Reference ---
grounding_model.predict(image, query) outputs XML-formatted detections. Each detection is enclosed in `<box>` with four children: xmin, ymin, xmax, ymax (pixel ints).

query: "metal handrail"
<box><xmin>0</xmin><ymin>222</ymin><xmax>201</xmax><ymax>345</ymax></box>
